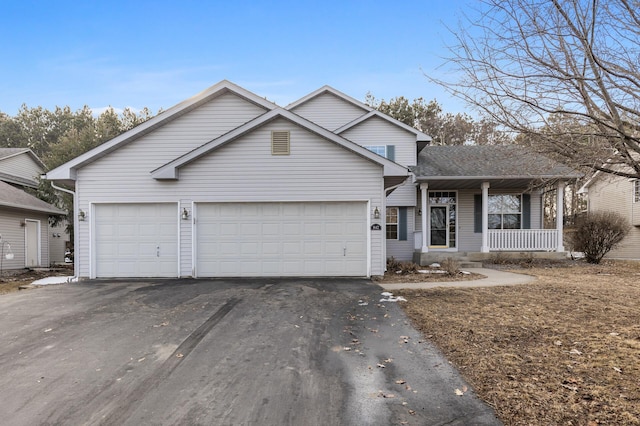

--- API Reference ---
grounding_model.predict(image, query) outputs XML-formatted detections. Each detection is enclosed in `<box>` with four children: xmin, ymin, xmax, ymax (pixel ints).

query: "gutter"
<box><xmin>49</xmin><ymin>179</ymin><xmax>80</xmax><ymax>280</ymax></box>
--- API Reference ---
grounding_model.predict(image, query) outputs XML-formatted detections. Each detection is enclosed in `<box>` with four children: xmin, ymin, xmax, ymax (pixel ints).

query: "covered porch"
<box><xmin>409</xmin><ymin>146</ymin><xmax>582</xmax><ymax>265</ymax></box>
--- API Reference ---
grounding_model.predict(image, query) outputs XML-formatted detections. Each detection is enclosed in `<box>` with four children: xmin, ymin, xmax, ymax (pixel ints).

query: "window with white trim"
<box><xmin>386</xmin><ymin>207</ymin><xmax>398</xmax><ymax>239</ymax></box>
<box><xmin>488</xmin><ymin>194</ymin><xmax>522</xmax><ymax>229</ymax></box>
<box><xmin>364</xmin><ymin>145</ymin><xmax>386</xmax><ymax>157</ymax></box>
<box><xmin>634</xmin><ymin>180</ymin><xmax>640</xmax><ymax>203</ymax></box>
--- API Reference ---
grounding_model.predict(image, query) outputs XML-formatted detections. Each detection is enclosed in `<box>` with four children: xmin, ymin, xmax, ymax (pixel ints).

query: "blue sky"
<box><xmin>1</xmin><ymin>1</ymin><xmax>471</xmax><ymax>116</ymax></box>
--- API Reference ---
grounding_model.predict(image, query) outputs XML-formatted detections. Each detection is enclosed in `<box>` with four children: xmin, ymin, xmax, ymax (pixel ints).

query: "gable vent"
<box><xmin>271</xmin><ymin>131</ymin><xmax>290</xmax><ymax>155</ymax></box>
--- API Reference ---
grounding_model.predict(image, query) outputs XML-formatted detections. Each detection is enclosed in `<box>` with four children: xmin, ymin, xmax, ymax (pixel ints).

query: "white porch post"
<box><xmin>481</xmin><ymin>181</ymin><xmax>490</xmax><ymax>253</ymax></box>
<box><xmin>420</xmin><ymin>183</ymin><xmax>428</xmax><ymax>252</ymax></box>
<box><xmin>556</xmin><ymin>181</ymin><xmax>565</xmax><ymax>252</ymax></box>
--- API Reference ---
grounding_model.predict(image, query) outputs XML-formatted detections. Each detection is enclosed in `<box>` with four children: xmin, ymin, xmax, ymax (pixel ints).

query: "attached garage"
<box><xmin>195</xmin><ymin>202</ymin><xmax>368</xmax><ymax>277</ymax></box>
<box><xmin>93</xmin><ymin>203</ymin><xmax>179</xmax><ymax>278</ymax></box>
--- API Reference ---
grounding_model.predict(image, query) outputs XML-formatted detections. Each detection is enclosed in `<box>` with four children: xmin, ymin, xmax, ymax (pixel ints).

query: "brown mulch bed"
<box><xmin>397</xmin><ymin>260</ymin><xmax>640</xmax><ymax>425</ymax></box>
<box><xmin>374</xmin><ymin>269</ymin><xmax>486</xmax><ymax>283</ymax></box>
<box><xmin>0</xmin><ymin>266</ymin><xmax>73</xmax><ymax>295</ymax></box>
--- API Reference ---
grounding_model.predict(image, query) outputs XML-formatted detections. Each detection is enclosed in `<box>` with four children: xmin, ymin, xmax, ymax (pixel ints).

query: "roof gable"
<box><xmin>0</xmin><ymin>148</ymin><xmax>46</xmax><ymax>187</ymax></box>
<box><xmin>46</xmin><ymin>80</ymin><xmax>278</xmax><ymax>183</ymax></box>
<box><xmin>335</xmin><ymin>110</ymin><xmax>431</xmax><ymax>142</ymax></box>
<box><xmin>285</xmin><ymin>85</ymin><xmax>373</xmax><ymax>113</ymax></box>
<box><xmin>151</xmin><ymin>108</ymin><xmax>408</xmax><ymax>180</ymax></box>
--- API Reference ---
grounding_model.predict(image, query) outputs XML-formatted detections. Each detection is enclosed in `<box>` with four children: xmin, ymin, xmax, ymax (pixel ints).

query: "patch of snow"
<box><xmin>380</xmin><ymin>291</ymin><xmax>407</xmax><ymax>303</ymax></box>
<box><xmin>429</xmin><ymin>263</ymin><xmax>441</xmax><ymax>268</ymax></box>
<box><xmin>461</xmin><ymin>270</ymin><xmax>471</xmax><ymax>275</ymax></box>
<box><xmin>31</xmin><ymin>276</ymin><xmax>78</xmax><ymax>286</ymax></box>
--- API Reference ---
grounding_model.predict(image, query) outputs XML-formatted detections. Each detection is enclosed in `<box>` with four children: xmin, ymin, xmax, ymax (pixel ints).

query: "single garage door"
<box><xmin>94</xmin><ymin>203</ymin><xmax>178</xmax><ymax>278</ymax></box>
<box><xmin>196</xmin><ymin>202</ymin><xmax>367</xmax><ymax>277</ymax></box>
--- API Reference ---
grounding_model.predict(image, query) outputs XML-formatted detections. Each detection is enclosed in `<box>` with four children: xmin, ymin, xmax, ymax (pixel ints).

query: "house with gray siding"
<box><xmin>45</xmin><ymin>81</ymin><xmax>580</xmax><ymax>279</ymax></box>
<box><xmin>579</xmin><ymin>171</ymin><xmax>640</xmax><ymax>260</ymax></box>
<box><xmin>0</xmin><ymin>148</ymin><xmax>67</xmax><ymax>270</ymax></box>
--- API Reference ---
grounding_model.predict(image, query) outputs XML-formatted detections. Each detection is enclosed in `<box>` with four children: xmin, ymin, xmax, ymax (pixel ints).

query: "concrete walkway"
<box><xmin>379</xmin><ymin>267</ymin><xmax>537</xmax><ymax>290</ymax></box>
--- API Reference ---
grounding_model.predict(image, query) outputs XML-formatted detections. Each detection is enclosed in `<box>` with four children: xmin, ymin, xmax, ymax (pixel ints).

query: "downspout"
<box><xmin>49</xmin><ymin>181</ymin><xmax>79</xmax><ymax>280</ymax></box>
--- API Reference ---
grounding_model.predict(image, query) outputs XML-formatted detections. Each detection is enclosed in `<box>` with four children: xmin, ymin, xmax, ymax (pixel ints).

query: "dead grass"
<box><xmin>398</xmin><ymin>260</ymin><xmax>640</xmax><ymax>425</ymax></box>
<box><xmin>0</xmin><ymin>267</ymin><xmax>72</xmax><ymax>295</ymax></box>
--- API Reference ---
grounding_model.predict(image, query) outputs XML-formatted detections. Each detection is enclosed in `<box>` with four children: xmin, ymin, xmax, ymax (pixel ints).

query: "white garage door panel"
<box><xmin>94</xmin><ymin>203</ymin><xmax>178</xmax><ymax>278</ymax></box>
<box><xmin>196</xmin><ymin>202</ymin><xmax>367</xmax><ymax>277</ymax></box>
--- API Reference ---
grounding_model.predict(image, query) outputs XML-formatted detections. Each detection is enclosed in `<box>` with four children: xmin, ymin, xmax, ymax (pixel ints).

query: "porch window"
<box><xmin>634</xmin><ymin>180</ymin><xmax>640</xmax><ymax>203</ymax></box>
<box><xmin>386</xmin><ymin>207</ymin><xmax>398</xmax><ymax>239</ymax></box>
<box><xmin>488</xmin><ymin>194</ymin><xmax>521</xmax><ymax>229</ymax></box>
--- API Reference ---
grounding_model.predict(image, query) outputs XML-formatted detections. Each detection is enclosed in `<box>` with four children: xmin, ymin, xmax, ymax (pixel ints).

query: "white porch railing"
<box><xmin>488</xmin><ymin>229</ymin><xmax>559</xmax><ymax>251</ymax></box>
<box><xmin>413</xmin><ymin>229</ymin><xmax>560</xmax><ymax>251</ymax></box>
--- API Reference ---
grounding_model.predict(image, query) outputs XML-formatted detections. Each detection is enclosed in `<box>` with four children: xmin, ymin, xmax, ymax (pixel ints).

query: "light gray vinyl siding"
<box><xmin>76</xmin><ymin>117</ymin><xmax>386</xmax><ymax>277</ymax></box>
<box><xmin>588</xmin><ymin>177</ymin><xmax>640</xmax><ymax>259</ymax></box>
<box><xmin>290</xmin><ymin>92</ymin><xmax>368</xmax><ymax>131</ymax></box>
<box><xmin>0</xmin><ymin>208</ymin><xmax>50</xmax><ymax>269</ymax></box>
<box><xmin>341</xmin><ymin>116</ymin><xmax>417</xmax><ymax>166</ymax></box>
<box><xmin>387</xmin><ymin>179</ymin><xmax>416</xmax><ymax>206</ymax></box>
<box><xmin>0</xmin><ymin>153</ymin><xmax>43</xmax><ymax>182</ymax></box>
<box><xmin>387</xmin><ymin>207</ymin><xmax>415</xmax><ymax>261</ymax></box>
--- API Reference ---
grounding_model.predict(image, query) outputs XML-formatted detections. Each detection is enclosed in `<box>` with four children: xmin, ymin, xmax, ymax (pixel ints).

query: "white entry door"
<box><xmin>196</xmin><ymin>202</ymin><xmax>367</xmax><ymax>277</ymax></box>
<box><xmin>94</xmin><ymin>203</ymin><xmax>178</xmax><ymax>278</ymax></box>
<box><xmin>25</xmin><ymin>220</ymin><xmax>40</xmax><ymax>267</ymax></box>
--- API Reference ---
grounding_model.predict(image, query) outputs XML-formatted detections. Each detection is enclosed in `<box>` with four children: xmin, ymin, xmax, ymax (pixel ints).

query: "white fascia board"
<box><xmin>45</xmin><ymin>80</ymin><xmax>277</xmax><ymax>182</ymax></box>
<box><xmin>285</xmin><ymin>85</ymin><xmax>373</xmax><ymax>112</ymax></box>
<box><xmin>152</xmin><ymin>108</ymin><xmax>409</xmax><ymax>180</ymax></box>
<box><xmin>336</xmin><ymin>110</ymin><xmax>432</xmax><ymax>142</ymax></box>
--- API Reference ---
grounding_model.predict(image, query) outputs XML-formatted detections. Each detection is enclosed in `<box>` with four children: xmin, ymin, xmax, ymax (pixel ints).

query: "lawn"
<box><xmin>398</xmin><ymin>261</ymin><xmax>640</xmax><ymax>425</ymax></box>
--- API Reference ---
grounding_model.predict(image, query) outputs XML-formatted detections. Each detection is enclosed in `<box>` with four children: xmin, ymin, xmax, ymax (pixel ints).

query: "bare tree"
<box><xmin>436</xmin><ymin>0</ymin><xmax>640</xmax><ymax>179</ymax></box>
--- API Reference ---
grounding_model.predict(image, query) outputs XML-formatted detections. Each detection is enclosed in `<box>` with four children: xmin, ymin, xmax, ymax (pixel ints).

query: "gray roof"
<box><xmin>411</xmin><ymin>145</ymin><xmax>582</xmax><ymax>189</ymax></box>
<box><xmin>0</xmin><ymin>181</ymin><xmax>65</xmax><ymax>215</ymax></box>
<box><xmin>413</xmin><ymin>145</ymin><xmax>581</xmax><ymax>178</ymax></box>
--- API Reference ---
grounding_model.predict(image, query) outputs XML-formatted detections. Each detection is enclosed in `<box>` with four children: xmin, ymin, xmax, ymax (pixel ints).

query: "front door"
<box><xmin>430</xmin><ymin>205</ymin><xmax>449</xmax><ymax>247</ymax></box>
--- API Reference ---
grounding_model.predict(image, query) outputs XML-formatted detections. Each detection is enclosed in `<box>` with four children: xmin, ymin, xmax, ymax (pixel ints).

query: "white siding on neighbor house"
<box><xmin>341</xmin><ymin>116</ymin><xmax>418</xmax><ymax>166</ymax></box>
<box><xmin>75</xmin><ymin>118</ymin><xmax>386</xmax><ymax>277</ymax></box>
<box><xmin>588</xmin><ymin>177</ymin><xmax>640</xmax><ymax>259</ymax></box>
<box><xmin>387</xmin><ymin>207</ymin><xmax>416</xmax><ymax>261</ymax></box>
<box><xmin>0</xmin><ymin>208</ymin><xmax>50</xmax><ymax>269</ymax></box>
<box><xmin>290</xmin><ymin>92</ymin><xmax>368</xmax><ymax>131</ymax></box>
<box><xmin>387</xmin><ymin>179</ymin><xmax>416</xmax><ymax>206</ymax></box>
<box><xmin>0</xmin><ymin>153</ymin><xmax>43</xmax><ymax>182</ymax></box>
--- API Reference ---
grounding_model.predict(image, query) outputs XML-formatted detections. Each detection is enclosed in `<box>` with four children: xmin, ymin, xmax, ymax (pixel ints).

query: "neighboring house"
<box><xmin>45</xmin><ymin>81</ymin><xmax>580</xmax><ymax>279</ymax></box>
<box><xmin>0</xmin><ymin>148</ymin><xmax>67</xmax><ymax>270</ymax></box>
<box><xmin>579</xmin><ymin>172</ymin><xmax>640</xmax><ymax>259</ymax></box>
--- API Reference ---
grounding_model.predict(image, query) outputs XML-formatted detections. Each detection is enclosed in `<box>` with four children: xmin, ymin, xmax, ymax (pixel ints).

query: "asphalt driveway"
<box><xmin>0</xmin><ymin>278</ymin><xmax>500</xmax><ymax>425</ymax></box>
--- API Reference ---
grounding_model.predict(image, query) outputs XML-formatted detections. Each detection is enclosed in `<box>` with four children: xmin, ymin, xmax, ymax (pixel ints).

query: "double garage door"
<box><xmin>94</xmin><ymin>202</ymin><xmax>367</xmax><ymax>278</ymax></box>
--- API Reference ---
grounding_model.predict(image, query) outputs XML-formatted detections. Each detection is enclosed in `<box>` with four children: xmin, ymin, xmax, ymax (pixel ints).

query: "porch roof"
<box><xmin>412</xmin><ymin>145</ymin><xmax>582</xmax><ymax>189</ymax></box>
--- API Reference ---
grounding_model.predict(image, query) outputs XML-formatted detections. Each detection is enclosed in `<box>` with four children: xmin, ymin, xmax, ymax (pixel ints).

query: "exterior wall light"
<box><xmin>78</xmin><ymin>210</ymin><xmax>86</xmax><ymax>221</ymax></box>
<box><xmin>373</xmin><ymin>206</ymin><xmax>380</xmax><ymax>219</ymax></box>
<box><xmin>181</xmin><ymin>208</ymin><xmax>190</xmax><ymax>220</ymax></box>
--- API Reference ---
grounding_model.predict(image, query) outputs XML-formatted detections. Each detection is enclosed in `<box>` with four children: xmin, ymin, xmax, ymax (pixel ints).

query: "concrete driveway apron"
<box><xmin>0</xmin><ymin>278</ymin><xmax>501</xmax><ymax>425</ymax></box>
